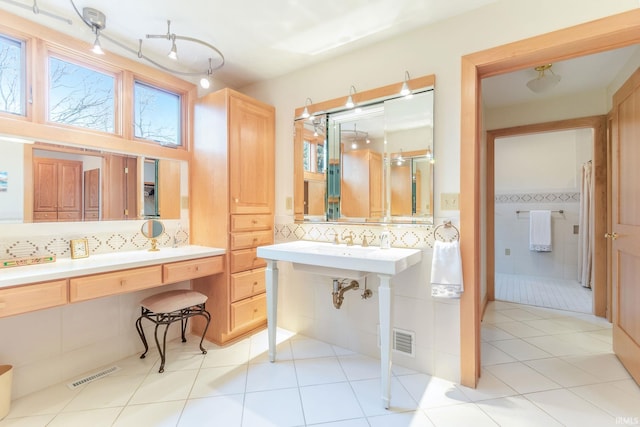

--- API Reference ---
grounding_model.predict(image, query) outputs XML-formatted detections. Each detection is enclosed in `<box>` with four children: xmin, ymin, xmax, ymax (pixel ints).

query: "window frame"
<box><xmin>0</xmin><ymin>28</ymin><xmax>30</xmax><ymax>120</ymax></box>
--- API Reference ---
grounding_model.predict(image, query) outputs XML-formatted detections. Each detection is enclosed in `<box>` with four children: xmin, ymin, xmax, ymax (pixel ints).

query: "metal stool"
<box><xmin>135</xmin><ymin>289</ymin><xmax>211</xmax><ymax>373</ymax></box>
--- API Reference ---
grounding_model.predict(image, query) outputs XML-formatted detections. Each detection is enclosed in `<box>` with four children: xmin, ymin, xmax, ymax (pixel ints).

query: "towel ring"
<box><xmin>433</xmin><ymin>221</ymin><xmax>460</xmax><ymax>242</ymax></box>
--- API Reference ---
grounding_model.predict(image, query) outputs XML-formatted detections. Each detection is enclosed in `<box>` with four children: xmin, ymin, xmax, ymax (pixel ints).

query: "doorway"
<box><xmin>487</xmin><ymin>119</ymin><xmax>607</xmax><ymax>317</ymax></box>
<box><xmin>458</xmin><ymin>9</ymin><xmax>640</xmax><ymax>388</ymax></box>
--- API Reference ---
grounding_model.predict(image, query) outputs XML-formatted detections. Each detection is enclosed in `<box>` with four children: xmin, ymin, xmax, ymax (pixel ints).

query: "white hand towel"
<box><xmin>431</xmin><ymin>240</ymin><xmax>464</xmax><ymax>299</ymax></box>
<box><xmin>529</xmin><ymin>210</ymin><xmax>552</xmax><ymax>252</ymax></box>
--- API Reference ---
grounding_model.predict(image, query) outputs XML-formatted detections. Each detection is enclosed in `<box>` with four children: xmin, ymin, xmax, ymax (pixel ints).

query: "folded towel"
<box><xmin>529</xmin><ymin>210</ymin><xmax>552</xmax><ymax>252</ymax></box>
<box><xmin>431</xmin><ymin>240</ymin><xmax>464</xmax><ymax>299</ymax></box>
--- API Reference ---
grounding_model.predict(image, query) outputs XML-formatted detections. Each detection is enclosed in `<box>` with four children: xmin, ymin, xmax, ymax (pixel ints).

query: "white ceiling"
<box><xmin>1</xmin><ymin>0</ymin><xmax>637</xmax><ymax>108</ymax></box>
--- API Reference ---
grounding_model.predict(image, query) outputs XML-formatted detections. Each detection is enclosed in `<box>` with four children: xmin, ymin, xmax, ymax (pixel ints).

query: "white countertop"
<box><xmin>0</xmin><ymin>245</ymin><xmax>225</xmax><ymax>289</ymax></box>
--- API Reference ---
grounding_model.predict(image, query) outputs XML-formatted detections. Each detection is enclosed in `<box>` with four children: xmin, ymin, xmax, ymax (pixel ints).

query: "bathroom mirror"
<box><xmin>294</xmin><ymin>79</ymin><xmax>434</xmax><ymax>225</ymax></box>
<box><xmin>0</xmin><ymin>139</ymin><xmax>186</xmax><ymax>224</ymax></box>
<box><xmin>141</xmin><ymin>219</ymin><xmax>165</xmax><ymax>251</ymax></box>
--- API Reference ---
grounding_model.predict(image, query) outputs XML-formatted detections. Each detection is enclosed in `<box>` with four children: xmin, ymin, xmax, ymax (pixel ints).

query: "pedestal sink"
<box><xmin>257</xmin><ymin>240</ymin><xmax>422</xmax><ymax>409</ymax></box>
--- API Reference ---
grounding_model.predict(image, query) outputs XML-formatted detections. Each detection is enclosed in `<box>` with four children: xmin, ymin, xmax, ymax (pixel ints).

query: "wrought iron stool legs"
<box><xmin>135</xmin><ymin>303</ymin><xmax>211</xmax><ymax>373</ymax></box>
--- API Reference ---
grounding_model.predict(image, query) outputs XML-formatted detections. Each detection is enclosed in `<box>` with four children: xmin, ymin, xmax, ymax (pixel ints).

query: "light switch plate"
<box><xmin>441</xmin><ymin>193</ymin><xmax>459</xmax><ymax>210</ymax></box>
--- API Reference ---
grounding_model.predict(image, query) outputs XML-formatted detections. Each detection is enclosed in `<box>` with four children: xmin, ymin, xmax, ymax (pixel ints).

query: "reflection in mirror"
<box><xmin>296</xmin><ymin>89</ymin><xmax>434</xmax><ymax>225</ymax></box>
<box><xmin>0</xmin><ymin>139</ymin><xmax>185</xmax><ymax>224</ymax></box>
<box><xmin>141</xmin><ymin>219</ymin><xmax>164</xmax><ymax>251</ymax></box>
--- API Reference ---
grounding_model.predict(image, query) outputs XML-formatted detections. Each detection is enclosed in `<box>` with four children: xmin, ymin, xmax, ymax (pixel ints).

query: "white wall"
<box><xmin>239</xmin><ymin>0</ymin><xmax>638</xmax><ymax>382</ymax></box>
<box><xmin>0</xmin><ymin>142</ymin><xmax>24</xmax><ymax>222</ymax></box>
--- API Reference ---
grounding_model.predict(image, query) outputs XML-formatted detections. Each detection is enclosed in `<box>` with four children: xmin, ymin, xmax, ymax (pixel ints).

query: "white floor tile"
<box><xmin>524</xmin><ymin>388</ymin><xmax>615</xmax><ymax>426</ymax></box>
<box><xmin>245</xmin><ymin>360</ymin><xmax>298</xmax><ymax>392</ymax></box>
<box><xmin>499</xmin><ymin>308</ymin><xmax>543</xmax><ymax>322</ymax></box>
<box><xmin>524</xmin><ymin>358</ymin><xmax>601</xmax><ymax>387</ymax></box>
<box><xmin>480</xmin><ymin>342</ymin><xmax>516</xmax><ymax>366</ymax></box>
<box><xmin>481</xmin><ymin>324</ymin><xmax>516</xmax><ymax>342</ymax></box>
<box><xmin>242</xmin><ymin>388</ymin><xmax>305</xmax><ymax>427</ymax></box>
<box><xmin>295</xmin><ymin>357</ymin><xmax>347</xmax><ymax>386</ymax></box>
<box><xmin>490</xmin><ymin>321</ymin><xmax>546</xmax><ymax>339</ymax></box>
<box><xmin>189</xmin><ymin>365</ymin><xmax>248</xmax><ymax>398</ymax></box>
<box><xmin>310</xmin><ymin>419</ymin><xmax>370</xmax><ymax>427</ymax></box>
<box><xmin>299</xmin><ymin>382</ymin><xmax>364</xmax><ymax>425</ymax></box>
<box><xmin>560</xmin><ymin>354</ymin><xmax>631</xmax><ymax>382</ymax></box>
<box><xmin>62</xmin><ymin>374</ymin><xmax>145</xmax><ymax>411</ymax></box>
<box><xmin>338</xmin><ymin>354</ymin><xmax>381</xmax><ymax>381</ymax></box>
<box><xmin>291</xmin><ymin>337</ymin><xmax>336</xmax><ymax>359</ymax></box>
<box><xmin>0</xmin><ymin>414</ymin><xmax>56</xmax><ymax>426</ymax></box>
<box><xmin>396</xmin><ymin>374</ymin><xmax>470</xmax><ymax>409</ymax></box>
<box><xmin>112</xmin><ymin>400</ymin><xmax>185</xmax><ymax>427</ymax></box>
<box><xmin>484</xmin><ymin>362</ymin><xmax>561</xmax><ymax>394</ymax></box>
<box><xmin>368</xmin><ymin>410</ymin><xmax>435</xmax><ymax>427</ymax></box>
<box><xmin>524</xmin><ymin>335</ymin><xmax>592</xmax><ymax>357</ymax></box>
<box><xmin>456</xmin><ymin>371</ymin><xmax>518</xmax><ymax>402</ymax></box>
<box><xmin>425</xmin><ymin>403</ymin><xmax>498</xmax><ymax>427</ymax></box>
<box><xmin>570</xmin><ymin>382</ymin><xmax>640</xmax><ymax>418</ymax></box>
<box><xmin>490</xmin><ymin>338</ymin><xmax>553</xmax><ymax>361</ymax></box>
<box><xmin>178</xmin><ymin>395</ymin><xmax>244</xmax><ymax>427</ymax></box>
<box><xmin>475</xmin><ymin>395</ymin><xmax>564</xmax><ymax>427</ymax></box>
<box><xmin>47</xmin><ymin>407</ymin><xmax>122</xmax><ymax>427</ymax></box>
<box><xmin>350</xmin><ymin>377</ymin><xmax>418</xmax><ymax>416</ymax></box>
<box><xmin>200</xmin><ymin>340</ymin><xmax>251</xmax><ymax>367</ymax></box>
<box><xmin>5</xmin><ymin>384</ymin><xmax>80</xmax><ymax>418</ymax></box>
<box><xmin>128</xmin><ymin>369</ymin><xmax>198</xmax><ymax>404</ymax></box>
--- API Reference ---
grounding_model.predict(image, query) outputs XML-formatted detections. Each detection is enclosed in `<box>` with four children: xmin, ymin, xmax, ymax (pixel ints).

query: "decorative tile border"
<box><xmin>275</xmin><ymin>221</ymin><xmax>459</xmax><ymax>249</ymax></box>
<box><xmin>495</xmin><ymin>192</ymin><xmax>580</xmax><ymax>204</ymax></box>
<box><xmin>0</xmin><ymin>222</ymin><xmax>188</xmax><ymax>260</ymax></box>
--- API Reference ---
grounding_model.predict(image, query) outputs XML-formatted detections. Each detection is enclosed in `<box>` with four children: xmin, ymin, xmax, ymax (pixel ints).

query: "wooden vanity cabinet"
<box><xmin>0</xmin><ymin>280</ymin><xmax>67</xmax><ymax>318</ymax></box>
<box><xmin>191</xmin><ymin>88</ymin><xmax>275</xmax><ymax>345</ymax></box>
<box><xmin>33</xmin><ymin>157</ymin><xmax>82</xmax><ymax>222</ymax></box>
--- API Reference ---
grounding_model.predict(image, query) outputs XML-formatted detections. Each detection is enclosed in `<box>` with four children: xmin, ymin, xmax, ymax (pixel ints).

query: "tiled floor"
<box><xmin>2</xmin><ymin>301</ymin><xmax>639</xmax><ymax>426</ymax></box>
<box><xmin>495</xmin><ymin>273</ymin><xmax>592</xmax><ymax>313</ymax></box>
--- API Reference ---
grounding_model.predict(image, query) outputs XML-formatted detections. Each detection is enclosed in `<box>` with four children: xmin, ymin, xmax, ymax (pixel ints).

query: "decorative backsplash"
<box><xmin>275</xmin><ymin>220</ymin><xmax>460</xmax><ymax>249</ymax></box>
<box><xmin>0</xmin><ymin>221</ymin><xmax>188</xmax><ymax>260</ymax></box>
<box><xmin>495</xmin><ymin>191</ymin><xmax>580</xmax><ymax>204</ymax></box>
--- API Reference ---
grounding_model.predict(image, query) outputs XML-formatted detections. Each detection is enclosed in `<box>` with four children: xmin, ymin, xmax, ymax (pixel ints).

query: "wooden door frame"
<box><xmin>485</xmin><ymin>117</ymin><xmax>608</xmax><ymax>316</ymax></box>
<box><xmin>459</xmin><ymin>9</ymin><xmax>640</xmax><ymax>387</ymax></box>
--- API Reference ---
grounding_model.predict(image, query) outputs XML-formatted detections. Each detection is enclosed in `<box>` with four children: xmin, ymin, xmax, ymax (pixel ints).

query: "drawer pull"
<box><xmin>253</xmin><ymin>308</ymin><xmax>258</xmax><ymax>313</ymax></box>
<box><xmin>120</xmin><ymin>280</ymin><xmax>126</xmax><ymax>287</ymax></box>
<box><xmin>252</xmin><ymin>220</ymin><xmax>258</xmax><ymax>224</ymax></box>
<box><xmin>253</xmin><ymin>281</ymin><xmax>258</xmax><ymax>286</ymax></box>
<box><xmin>195</xmin><ymin>266</ymin><xmax>199</xmax><ymax>272</ymax></box>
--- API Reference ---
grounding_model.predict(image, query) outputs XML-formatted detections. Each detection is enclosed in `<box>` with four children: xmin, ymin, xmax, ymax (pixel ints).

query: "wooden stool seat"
<box><xmin>135</xmin><ymin>289</ymin><xmax>211</xmax><ymax>373</ymax></box>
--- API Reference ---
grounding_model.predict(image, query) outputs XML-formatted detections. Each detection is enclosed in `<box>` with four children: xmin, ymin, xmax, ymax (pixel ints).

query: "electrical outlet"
<box><xmin>441</xmin><ymin>193</ymin><xmax>459</xmax><ymax>210</ymax></box>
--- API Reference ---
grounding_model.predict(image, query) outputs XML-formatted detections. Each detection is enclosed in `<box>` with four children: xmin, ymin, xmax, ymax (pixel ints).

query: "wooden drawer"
<box><xmin>58</xmin><ymin>211</ymin><xmax>81</xmax><ymax>221</ymax></box>
<box><xmin>33</xmin><ymin>211</ymin><xmax>57</xmax><ymax>221</ymax></box>
<box><xmin>230</xmin><ymin>230</ymin><xmax>273</xmax><ymax>250</ymax></box>
<box><xmin>69</xmin><ymin>265</ymin><xmax>162</xmax><ymax>302</ymax></box>
<box><xmin>84</xmin><ymin>211</ymin><xmax>99</xmax><ymax>220</ymax></box>
<box><xmin>163</xmin><ymin>256</ymin><xmax>224</xmax><ymax>283</ymax></box>
<box><xmin>0</xmin><ymin>280</ymin><xmax>67</xmax><ymax>318</ymax></box>
<box><xmin>231</xmin><ymin>268</ymin><xmax>266</xmax><ymax>302</ymax></box>
<box><xmin>230</xmin><ymin>293</ymin><xmax>266</xmax><ymax>331</ymax></box>
<box><xmin>231</xmin><ymin>214</ymin><xmax>272</xmax><ymax>232</ymax></box>
<box><xmin>230</xmin><ymin>248</ymin><xmax>267</xmax><ymax>273</ymax></box>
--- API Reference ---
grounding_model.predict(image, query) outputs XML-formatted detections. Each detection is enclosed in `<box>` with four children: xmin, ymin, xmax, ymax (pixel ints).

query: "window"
<box><xmin>0</xmin><ymin>34</ymin><xmax>25</xmax><ymax>116</ymax></box>
<box><xmin>134</xmin><ymin>81</ymin><xmax>181</xmax><ymax>146</ymax></box>
<box><xmin>48</xmin><ymin>57</ymin><xmax>115</xmax><ymax>133</ymax></box>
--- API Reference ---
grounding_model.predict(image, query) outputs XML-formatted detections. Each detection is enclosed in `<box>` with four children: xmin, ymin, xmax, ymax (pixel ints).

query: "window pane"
<box><xmin>303</xmin><ymin>140</ymin><xmax>311</xmax><ymax>172</ymax></box>
<box><xmin>134</xmin><ymin>81</ymin><xmax>181</xmax><ymax>146</ymax></box>
<box><xmin>48</xmin><ymin>57</ymin><xmax>115</xmax><ymax>133</ymax></box>
<box><xmin>0</xmin><ymin>34</ymin><xmax>24</xmax><ymax>115</ymax></box>
<box><xmin>316</xmin><ymin>143</ymin><xmax>326</xmax><ymax>173</ymax></box>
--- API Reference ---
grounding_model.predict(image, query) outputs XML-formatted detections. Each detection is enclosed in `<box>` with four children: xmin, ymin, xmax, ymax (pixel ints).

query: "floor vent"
<box><xmin>66</xmin><ymin>366</ymin><xmax>120</xmax><ymax>390</ymax></box>
<box><xmin>393</xmin><ymin>328</ymin><xmax>415</xmax><ymax>357</ymax></box>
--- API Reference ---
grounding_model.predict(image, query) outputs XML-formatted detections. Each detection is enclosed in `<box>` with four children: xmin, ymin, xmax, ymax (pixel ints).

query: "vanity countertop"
<box><xmin>0</xmin><ymin>245</ymin><xmax>225</xmax><ymax>289</ymax></box>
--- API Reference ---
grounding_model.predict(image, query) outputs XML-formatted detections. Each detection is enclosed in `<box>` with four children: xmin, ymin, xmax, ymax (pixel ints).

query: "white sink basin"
<box><xmin>257</xmin><ymin>240</ymin><xmax>422</xmax><ymax>279</ymax></box>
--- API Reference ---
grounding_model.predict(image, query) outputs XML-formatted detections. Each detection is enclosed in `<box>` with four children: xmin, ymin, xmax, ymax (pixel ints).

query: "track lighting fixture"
<box><xmin>302</xmin><ymin>98</ymin><xmax>313</xmax><ymax>119</ymax></box>
<box><xmin>91</xmin><ymin>30</ymin><xmax>104</xmax><ymax>55</ymax></box>
<box><xmin>168</xmin><ymin>35</ymin><xmax>178</xmax><ymax>60</ymax></box>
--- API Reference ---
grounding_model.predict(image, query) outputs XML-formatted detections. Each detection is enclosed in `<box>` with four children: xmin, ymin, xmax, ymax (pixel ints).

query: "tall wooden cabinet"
<box><xmin>33</xmin><ymin>157</ymin><xmax>82</xmax><ymax>222</ymax></box>
<box><xmin>191</xmin><ymin>88</ymin><xmax>275</xmax><ymax>345</ymax></box>
<box><xmin>341</xmin><ymin>149</ymin><xmax>383</xmax><ymax>218</ymax></box>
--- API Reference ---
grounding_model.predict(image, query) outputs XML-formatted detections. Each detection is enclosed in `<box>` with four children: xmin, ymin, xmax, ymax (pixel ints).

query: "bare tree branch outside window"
<box><xmin>48</xmin><ymin>57</ymin><xmax>115</xmax><ymax>133</ymax></box>
<box><xmin>0</xmin><ymin>34</ymin><xmax>24</xmax><ymax>115</ymax></box>
<box><xmin>134</xmin><ymin>81</ymin><xmax>180</xmax><ymax>146</ymax></box>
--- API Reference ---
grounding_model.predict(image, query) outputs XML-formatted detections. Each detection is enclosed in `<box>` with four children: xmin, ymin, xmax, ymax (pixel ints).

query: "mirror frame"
<box><xmin>293</xmin><ymin>74</ymin><xmax>435</xmax><ymax>224</ymax></box>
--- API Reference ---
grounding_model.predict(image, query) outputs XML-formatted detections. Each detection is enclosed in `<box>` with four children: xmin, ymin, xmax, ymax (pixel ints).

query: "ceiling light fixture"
<box><xmin>69</xmin><ymin>1</ymin><xmax>224</xmax><ymax>89</ymax></box>
<box><xmin>400</xmin><ymin>71</ymin><xmax>411</xmax><ymax>96</ymax></box>
<box><xmin>526</xmin><ymin>64</ymin><xmax>561</xmax><ymax>93</ymax></box>
<box><xmin>345</xmin><ymin>85</ymin><xmax>357</xmax><ymax>109</ymax></box>
<box><xmin>91</xmin><ymin>30</ymin><xmax>105</xmax><ymax>55</ymax></box>
<box><xmin>301</xmin><ymin>98</ymin><xmax>313</xmax><ymax>119</ymax></box>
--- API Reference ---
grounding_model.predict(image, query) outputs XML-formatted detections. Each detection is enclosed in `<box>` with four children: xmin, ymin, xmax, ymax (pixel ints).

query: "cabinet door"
<box><xmin>33</xmin><ymin>158</ymin><xmax>58</xmax><ymax>212</ymax></box>
<box><xmin>57</xmin><ymin>160</ymin><xmax>82</xmax><ymax>213</ymax></box>
<box><xmin>228</xmin><ymin>95</ymin><xmax>275</xmax><ymax>214</ymax></box>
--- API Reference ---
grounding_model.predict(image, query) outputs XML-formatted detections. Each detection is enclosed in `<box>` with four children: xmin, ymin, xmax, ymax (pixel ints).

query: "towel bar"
<box><xmin>515</xmin><ymin>209</ymin><xmax>564</xmax><ymax>214</ymax></box>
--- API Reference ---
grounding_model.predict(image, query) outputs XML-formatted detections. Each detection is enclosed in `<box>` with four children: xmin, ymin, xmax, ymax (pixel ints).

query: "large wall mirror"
<box><xmin>294</xmin><ymin>75</ymin><xmax>434</xmax><ymax>225</ymax></box>
<box><xmin>0</xmin><ymin>138</ymin><xmax>186</xmax><ymax>224</ymax></box>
